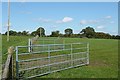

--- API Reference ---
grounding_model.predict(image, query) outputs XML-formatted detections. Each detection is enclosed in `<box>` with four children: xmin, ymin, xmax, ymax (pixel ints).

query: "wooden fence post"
<box><xmin>2</xmin><ymin>46</ymin><xmax>14</xmax><ymax>80</ymax></box>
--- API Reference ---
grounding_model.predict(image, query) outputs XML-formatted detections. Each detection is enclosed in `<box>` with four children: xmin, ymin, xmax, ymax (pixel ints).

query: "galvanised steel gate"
<box><xmin>16</xmin><ymin>42</ymin><xmax>89</xmax><ymax>79</ymax></box>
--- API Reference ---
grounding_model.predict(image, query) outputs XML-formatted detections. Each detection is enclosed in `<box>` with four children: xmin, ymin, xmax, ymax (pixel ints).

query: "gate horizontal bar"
<box><xmin>18</xmin><ymin>52</ymin><xmax>88</xmax><ymax>62</ymax></box>
<box><xmin>27</xmin><ymin>63</ymin><xmax>87</xmax><ymax>79</ymax></box>
<box><xmin>19</xmin><ymin>57</ymin><xmax>87</xmax><ymax>72</ymax></box>
<box><xmin>18</xmin><ymin>47</ymin><xmax>87</xmax><ymax>56</ymax></box>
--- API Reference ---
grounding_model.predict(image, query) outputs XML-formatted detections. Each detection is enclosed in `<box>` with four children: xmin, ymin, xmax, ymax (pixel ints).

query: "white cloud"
<box><xmin>97</xmin><ymin>25</ymin><xmax>105</xmax><ymax>29</ymax></box>
<box><xmin>55</xmin><ymin>17</ymin><xmax>73</xmax><ymax>23</ymax></box>
<box><xmin>62</xmin><ymin>17</ymin><xmax>73</xmax><ymax>22</ymax></box>
<box><xmin>80</xmin><ymin>20</ymin><xmax>99</xmax><ymax>25</ymax></box>
<box><xmin>80</xmin><ymin>16</ymin><xmax>113</xmax><ymax>25</ymax></box>
<box><xmin>34</xmin><ymin>17</ymin><xmax>73</xmax><ymax>23</ymax></box>
<box><xmin>51</xmin><ymin>26</ymin><xmax>58</xmax><ymax>28</ymax></box>
<box><xmin>33</xmin><ymin>18</ymin><xmax>52</xmax><ymax>22</ymax></box>
<box><xmin>41</xmin><ymin>18</ymin><xmax>51</xmax><ymax>22</ymax></box>
<box><xmin>105</xmin><ymin>16</ymin><xmax>112</xmax><ymax>19</ymax></box>
<box><xmin>89</xmin><ymin>20</ymin><xmax>99</xmax><ymax>23</ymax></box>
<box><xmin>80</xmin><ymin>20</ymin><xmax>87</xmax><ymax>24</ymax></box>
<box><xmin>56</xmin><ymin>20</ymin><xmax>63</xmax><ymax>23</ymax></box>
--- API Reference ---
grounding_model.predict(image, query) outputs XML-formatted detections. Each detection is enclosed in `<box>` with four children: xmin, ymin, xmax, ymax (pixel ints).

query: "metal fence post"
<box><xmin>16</xmin><ymin>47</ymin><xmax>19</xmax><ymax>79</ymax></box>
<box><xmin>54</xmin><ymin>40</ymin><xmax>55</xmax><ymax>50</ymax></box>
<box><xmin>63</xmin><ymin>40</ymin><xmax>65</xmax><ymax>50</ymax></box>
<box><xmin>42</xmin><ymin>40</ymin><xmax>44</xmax><ymax>51</ymax></box>
<box><xmin>28</xmin><ymin>39</ymin><xmax>31</xmax><ymax>52</ymax></box>
<box><xmin>87</xmin><ymin>43</ymin><xmax>89</xmax><ymax>65</ymax></box>
<box><xmin>71</xmin><ymin>44</ymin><xmax>73</xmax><ymax>67</ymax></box>
<box><xmin>30</xmin><ymin>39</ymin><xmax>33</xmax><ymax>52</ymax></box>
<box><xmin>48</xmin><ymin>45</ymin><xmax>51</xmax><ymax>73</ymax></box>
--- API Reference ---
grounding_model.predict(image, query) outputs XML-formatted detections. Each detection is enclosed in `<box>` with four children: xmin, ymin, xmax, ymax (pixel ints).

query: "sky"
<box><xmin>2</xmin><ymin>2</ymin><xmax>118</xmax><ymax>35</ymax></box>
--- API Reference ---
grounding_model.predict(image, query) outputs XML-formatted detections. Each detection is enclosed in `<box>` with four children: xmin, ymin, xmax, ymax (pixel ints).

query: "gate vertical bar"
<box><xmin>71</xmin><ymin>44</ymin><xmax>73</xmax><ymax>67</ymax></box>
<box><xmin>16</xmin><ymin>47</ymin><xmax>19</xmax><ymax>79</ymax></box>
<box><xmin>63</xmin><ymin>40</ymin><xmax>65</xmax><ymax>50</ymax></box>
<box><xmin>43</xmin><ymin>40</ymin><xmax>44</xmax><ymax>51</ymax></box>
<box><xmin>54</xmin><ymin>40</ymin><xmax>55</xmax><ymax>50</ymax></box>
<box><xmin>28</xmin><ymin>38</ymin><xmax>31</xmax><ymax>52</ymax></box>
<box><xmin>31</xmin><ymin>39</ymin><xmax>33</xmax><ymax>52</ymax></box>
<box><xmin>87</xmin><ymin>43</ymin><xmax>89</xmax><ymax>65</ymax></box>
<box><xmin>48</xmin><ymin>45</ymin><xmax>51</xmax><ymax>73</ymax></box>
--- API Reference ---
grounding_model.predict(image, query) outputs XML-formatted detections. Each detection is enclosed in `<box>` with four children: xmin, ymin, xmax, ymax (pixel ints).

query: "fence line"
<box><xmin>2</xmin><ymin>46</ymin><xmax>14</xmax><ymax>80</ymax></box>
<box><xmin>28</xmin><ymin>36</ymin><xmax>65</xmax><ymax>52</ymax></box>
<box><xmin>28</xmin><ymin>35</ymin><xmax>39</xmax><ymax>52</ymax></box>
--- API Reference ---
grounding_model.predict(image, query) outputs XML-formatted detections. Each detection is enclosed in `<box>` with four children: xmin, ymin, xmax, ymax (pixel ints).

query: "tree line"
<box><xmin>3</xmin><ymin>26</ymin><xmax>120</xmax><ymax>39</ymax></box>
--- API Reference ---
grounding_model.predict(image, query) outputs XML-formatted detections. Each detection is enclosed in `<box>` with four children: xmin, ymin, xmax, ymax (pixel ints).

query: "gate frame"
<box><xmin>16</xmin><ymin>42</ymin><xmax>89</xmax><ymax>79</ymax></box>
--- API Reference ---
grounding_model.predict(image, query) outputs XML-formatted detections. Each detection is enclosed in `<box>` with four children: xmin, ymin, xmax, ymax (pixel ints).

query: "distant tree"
<box><xmin>80</xmin><ymin>27</ymin><xmax>95</xmax><ymax>38</ymax></box>
<box><xmin>64</xmin><ymin>28</ymin><xmax>73</xmax><ymax>37</ymax></box>
<box><xmin>94</xmin><ymin>32</ymin><xmax>112</xmax><ymax>39</ymax></box>
<box><xmin>50</xmin><ymin>30</ymin><xmax>60</xmax><ymax>37</ymax></box>
<box><xmin>115</xmin><ymin>35</ymin><xmax>120</xmax><ymax>39</ymax></box>
<box><xmin>5</xmin><ymin>30</ymin><xmax>17</xmax><ymax>36</ymax></box>
<box><xmin>71</xmin><ymin>34</ymin><xmax>79</xmax><ymax>38</ymax></box>
<box><xmin>36</xmin><ymin>27</ymin><xmax>45</xmax><ymax>37</ymax></box>
<box><xmin>17</xmin><ymin>31</ymin><xmax>22</xmax><ymax>36</ymax></box>
<box><xmin>21</xmin><ymin>31</ymin><xmax>29</xmax><ymax>36</ymax></box>
<box><xmin>59</xmin><ymin>33</ymin><xmax>64</xmax><ymax>37</ymax></box>
<box><xmin>31</xmin><ymin>31</ymin><xmax>36</xmax><ymax>36</ymax></box>
<box><xmin>30</xmin><ymin>27</ymin><xmax>45</xmax><ymax>37</ymax></box>
<box><xmin>111</xmin><ymin>35</ymin><xmax>116</xmax><ymax>39</ymax></box>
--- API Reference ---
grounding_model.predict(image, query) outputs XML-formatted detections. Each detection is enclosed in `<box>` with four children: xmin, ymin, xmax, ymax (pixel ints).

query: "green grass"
<box><xmin>2</xmin><ymin>35</ymin><xmax>118</xmax><ymax>78</ymax></box>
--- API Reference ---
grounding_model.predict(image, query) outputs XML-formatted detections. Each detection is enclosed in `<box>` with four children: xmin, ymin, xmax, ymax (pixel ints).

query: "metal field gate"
<box><xmin>16</xmin><ymin>42</ymin><xmax>89</xmax><ymax>79</ymax></box>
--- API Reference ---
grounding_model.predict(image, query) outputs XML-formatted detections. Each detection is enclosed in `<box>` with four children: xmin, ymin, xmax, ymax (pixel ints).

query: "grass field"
<box><xmin>2</xmin><ymin>35</ymin><xmax>118</xmax><ymax>78</ymax></box>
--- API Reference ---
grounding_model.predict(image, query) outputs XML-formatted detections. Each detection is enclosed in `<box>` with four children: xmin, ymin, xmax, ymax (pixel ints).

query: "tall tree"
<box><xmin>31</xmin><ymin>31</ymin><xmax>36</xmax><ymax>36</ymax></box>
<box><xmin>50</xmin><ymin>30</ymin><xmax>60</xmax><ymax>37</ymax></box>
<box><xmin>64</xmin><ymin>28</ymin><xmax>73</xmax><ymax>37</ymax></box>
<box><xmin>36</xmin><ymin>27</ymin><xmax>45</xmax><ymax>37</ymax></box>
<box><xmin>80</xmin><ymin>26</ymin><xmax>95</xmax><ymax>38</ymax></box>
<box><xmin>31</xmin><ymin>27</ymin><xmax>45</xmax><ymax>37</ymax></box>
<box><xmin>22</xmin><ymin>31</ymin><xmax>29</xmax><ymax>36</ymax></box>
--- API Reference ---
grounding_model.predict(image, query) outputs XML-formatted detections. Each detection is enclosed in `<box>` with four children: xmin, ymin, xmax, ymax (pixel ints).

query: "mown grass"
<box><xmin>2</xmin><ymin>35</ymin><xmax>118</xmax><ymax>78</ymax></box>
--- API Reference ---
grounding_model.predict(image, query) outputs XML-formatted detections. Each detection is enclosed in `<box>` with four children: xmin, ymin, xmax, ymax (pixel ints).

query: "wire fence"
<box><xmin>16</xmin><ymin>42</ymin><xmax>89</xmax><ymax>79</ymax></box>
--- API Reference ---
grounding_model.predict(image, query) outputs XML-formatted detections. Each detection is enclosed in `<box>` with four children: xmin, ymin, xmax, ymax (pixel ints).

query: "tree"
<box><xmin>64</xmin><ymin>28</ymin><xmax>73</xmax><ymax>37</ymax></box>
<box><xmin>36</xmin><ymin>27</ymin><xmax>45</xmax><ymax>37</ymax></box>
<box><xmin>94</xmin><ymin>32</ymin><xmax>111</xmax><ymax>39</ymax></box>
<box><xmin>31</xmin><ymin>31</ymin><xmax>36</xmax><ymax>36</ymax></box>
<box><xmin>50</xmin><ymin>30</ymin><xmax>60</xmax><ymax>37</ymax></box>
<box><xmin>80</xmin><ymin>26</ymin><xmax>95</xmax><ymax>38</ymax></box>
<box><xmin>5</xmin><ymin>30</ymin><xmax>17</xmax><ymax>36</ymax></box>
<box><xmin>17</xmin><ymin>31</ymin><xmax>22</xmax><ymax>36</ymax></box>
<box><xmin>115</xmin><ymin>35</ymin><xmax>120</xmax><ymax>39</ymax></box>
<box><xmin>31</xmin><ymin>27</ymin><xmax>45</xmax><ymax>37</ymax></box>
<box><xmin>22</xmin><ymin>31</ymin><xmax>29</xmax><ymax>36</ymax></box>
